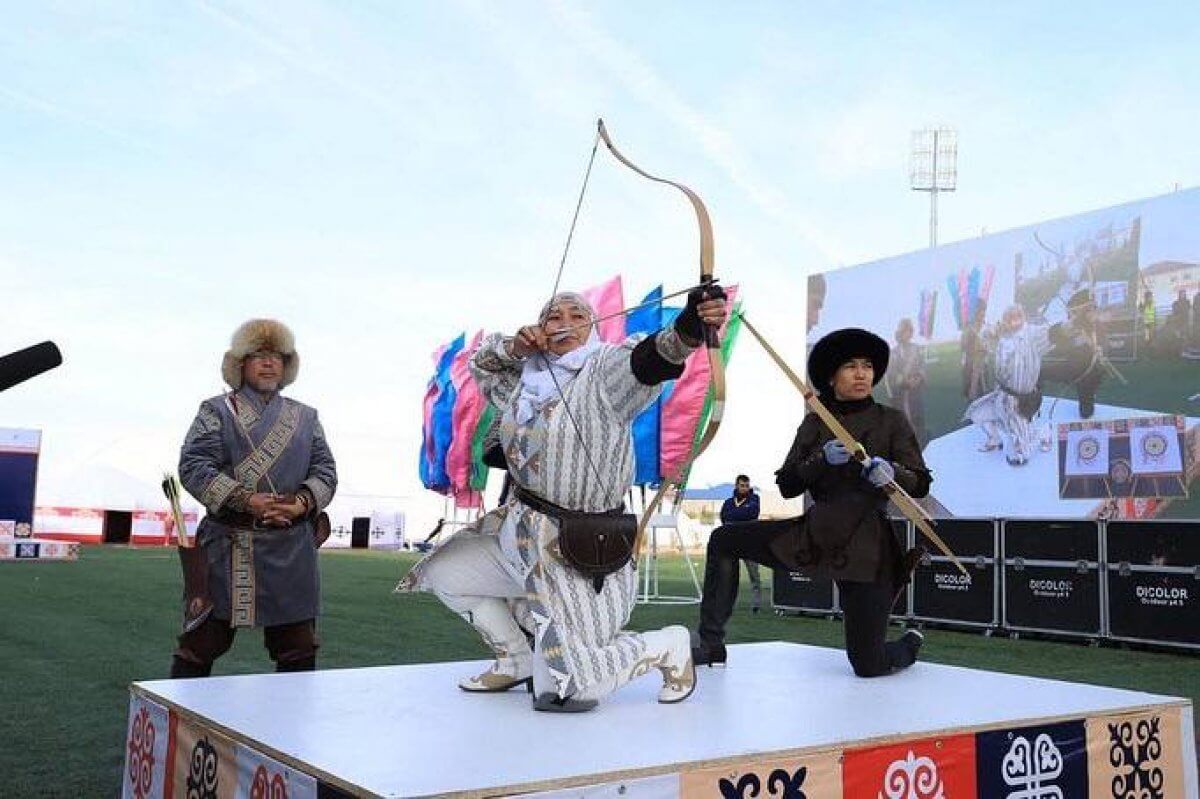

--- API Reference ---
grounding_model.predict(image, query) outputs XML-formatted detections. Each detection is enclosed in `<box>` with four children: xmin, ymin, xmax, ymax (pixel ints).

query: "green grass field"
<box><xmin>1</xmin><ymin>546</ymin><xmax>1196</xmax><ymax>795</ymax></box>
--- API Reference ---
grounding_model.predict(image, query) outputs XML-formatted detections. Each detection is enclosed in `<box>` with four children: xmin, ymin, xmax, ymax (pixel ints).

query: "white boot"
<box><xmin>640</xmin><ymin>625</ymin><xmax>697</xmax><ymax>704</ymax></box>
<box><xmin>452</xmin><ymin>598</ymin><xmax>533</xmax><ymax>693</ymax></box>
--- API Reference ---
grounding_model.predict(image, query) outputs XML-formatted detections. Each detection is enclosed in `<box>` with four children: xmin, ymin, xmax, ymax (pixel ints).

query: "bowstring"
<box><xmin>538</xmin><ymin>129</ymin><xmax>622</xmax><ymax>510</ymax></box>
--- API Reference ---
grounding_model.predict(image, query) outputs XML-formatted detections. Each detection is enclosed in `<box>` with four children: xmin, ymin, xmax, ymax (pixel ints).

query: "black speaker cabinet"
<box><xmin>1003</xmin><ymin>519</ymin><xmax>1102</xmax><ymax>638</ymax></box>
<box><xmin>911</xmin><ymin>518</ymin><xmax>998</xmax><ymax>628</ymax></box>
<box><xmin>889</xmin><ymin>518</ymin><xmax>912</xmax><ymax>620</ymax></box>
<box><xmin>1105</xmin><ymin>520</ymin><xmax>1200</xmax><ymax>649</ymax></box>
<box><xmin>772</xmin><ymin>568</ymin><xmax>836</xmax><ymax>615</ymax></box>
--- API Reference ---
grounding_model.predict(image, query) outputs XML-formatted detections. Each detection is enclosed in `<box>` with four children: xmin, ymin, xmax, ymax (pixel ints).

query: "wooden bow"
<box><xmin>737</xmin><ymin>312</ymin><xmax>968</xmax><ymax>578</ymax></box>
<box><xmin>592</xmin><ymin>119</ymin><xmax>726</xmax><ymax>554</ymax></box>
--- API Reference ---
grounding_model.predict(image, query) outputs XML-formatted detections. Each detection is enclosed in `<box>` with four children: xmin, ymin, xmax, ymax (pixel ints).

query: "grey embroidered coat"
<box><xmin>179</xmin><ymin>386</ymin><xmax>337</xmax><ymax>627</ymax></box>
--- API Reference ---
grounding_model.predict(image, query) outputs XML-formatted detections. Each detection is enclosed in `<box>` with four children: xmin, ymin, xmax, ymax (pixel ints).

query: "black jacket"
<box><xmin>720</xmin><ymin>491</ymin><xmax>760</xmax><ymax>524</ymax></box>
<box><xmin>770</xmin><ymin>396</ymin><xmax>931</xmax><ymax>582</ymax></box>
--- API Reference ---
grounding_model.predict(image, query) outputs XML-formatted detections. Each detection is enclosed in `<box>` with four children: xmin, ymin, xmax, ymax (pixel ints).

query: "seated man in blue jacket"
<box><xmin>718</xmin><ymin>475</ymin><xmax>763</xmax><ymax>612</ymax></box>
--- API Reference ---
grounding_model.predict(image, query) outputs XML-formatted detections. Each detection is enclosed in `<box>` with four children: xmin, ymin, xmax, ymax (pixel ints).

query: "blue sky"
<box><xmin>3</xmin><ymin>2</ymin><xmax>1199</xmax><ymax>524</ymax></box>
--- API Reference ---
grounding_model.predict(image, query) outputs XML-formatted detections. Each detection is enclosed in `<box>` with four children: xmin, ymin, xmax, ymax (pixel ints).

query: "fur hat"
<box><xmin>221</xmin><ymin>319</ymin><xmax>300</xmax><ymax>390</ymax></box>
<box><xmin>807</xmin><ymin>327</ymin><xmax>889</xmax><ymax>394</ymax></box>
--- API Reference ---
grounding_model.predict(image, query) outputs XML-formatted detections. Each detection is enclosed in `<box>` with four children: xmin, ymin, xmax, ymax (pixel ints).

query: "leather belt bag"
<box><xmin>514</xmin><ymin>484</ymin><xmax>636</xmax><ymax>593</ymax></box>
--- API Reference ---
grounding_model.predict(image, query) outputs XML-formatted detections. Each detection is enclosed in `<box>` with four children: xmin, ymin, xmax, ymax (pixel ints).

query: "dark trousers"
<box><xmin>171</xmin><ymin>617</ymin><xmax>319</xmax><ymax>677</ymax></box>
<box><xmin>743</xmin><ymin>559</ymin><xmax>762</xmax><ymax>589</ymax></box>
<box><xmin>1040</xmin><ymin>348</ymin><xmax>1103</xmax><ymax>416</ymax></box>
<box><xmin>699</xmin><ymin>521</ymin><xmax>918</xmax><ymax>677</ymax></box>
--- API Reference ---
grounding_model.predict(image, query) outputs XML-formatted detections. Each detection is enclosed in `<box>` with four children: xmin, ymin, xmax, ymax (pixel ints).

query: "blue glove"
<box><xmin>862</xmin><ymin>456</ymin><xmax>895</xmax><ymax>487</ymax></box>
<box><xmin>822</xmin><ymin>440</ymin><xmax>852</xmax><ymax>465</ymax></box>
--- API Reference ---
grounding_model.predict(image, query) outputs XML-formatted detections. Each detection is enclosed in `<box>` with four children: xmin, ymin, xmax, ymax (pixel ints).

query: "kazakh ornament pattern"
<box><xmin>1108</xmin><ymin>717</ymin><xmax>1164</xmax><ymax>798</ymax></box>
<box><xmin>1001</xmin><ymin>733</ymin><xmax>1063</xmax><ymax>798</ymax></box>
<box><xmin>125</xmin><ymin>706</ymin><xmax>156</xmax><ymax>799</ymax></box>
<box><xmin>250</xmin><ymin>764</ymin><xmax>290</xmax><ymax>799</ymax></box>
<box><xmin>186</xmin><ymin>736</ymin><xmax>220</xmax><ymax>799</ymax></box>
<box><xmin>718</xmin><ymin>767</ymin><xmax>808</xmax><ymax>799</ymax></box>
<box><xmin>879</xmin><ymin>750</ymin><xmax>944</xmax><ymax>799</ymax></box>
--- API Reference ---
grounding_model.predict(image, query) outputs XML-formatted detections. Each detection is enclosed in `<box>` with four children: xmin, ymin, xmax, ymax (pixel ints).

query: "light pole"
<box><xmin>910</xmin><ymin>127</ymin><xmax>958</xmax><ymax>248</ymax></box>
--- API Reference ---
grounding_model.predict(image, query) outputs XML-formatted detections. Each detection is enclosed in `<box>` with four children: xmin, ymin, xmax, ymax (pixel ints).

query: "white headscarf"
<box><xmin>514</xmin><ymin>292</ymin><xmax>604</xmax><ymax>424</ymax></box>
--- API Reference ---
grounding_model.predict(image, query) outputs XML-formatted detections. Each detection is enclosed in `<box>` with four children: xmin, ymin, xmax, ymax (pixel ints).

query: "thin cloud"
<box><xmin>0</xmin><ymin>85</ymin><xmax>154</xmax><ymax>152</ymax></box>
<box><xmin>192</xmin><ymin>0</ymin><xmax>404</xmax><ymax>122</ymax></box>
<box><xmin>542</xmin><ymin>0</ymin><xmax>849</xmax><ymax>265</ymax></box>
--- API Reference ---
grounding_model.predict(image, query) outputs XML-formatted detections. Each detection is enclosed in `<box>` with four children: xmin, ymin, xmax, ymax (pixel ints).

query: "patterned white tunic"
<box><xmin>964</xmin><ymin>323</ymin><xmax>1050</xmax><ymax>460</ymax></box>
<box><xmin>401</xmin><ymin>329</ymin><xmax>694</xmax><ymax>697</ymax></box>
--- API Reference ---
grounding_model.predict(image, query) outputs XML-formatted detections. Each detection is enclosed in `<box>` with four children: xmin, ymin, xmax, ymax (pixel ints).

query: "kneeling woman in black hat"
<box><xmin>695</xmin><ymin>328</ymin><xmax>932</xmax><ymax>677</ymax></box>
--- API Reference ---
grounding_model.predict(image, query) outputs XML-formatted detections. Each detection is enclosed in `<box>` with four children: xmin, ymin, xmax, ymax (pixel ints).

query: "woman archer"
<box><xmin>399</xmin><ymin>285</ymin><xmax>727</xmax><ymax>711</ymax></box>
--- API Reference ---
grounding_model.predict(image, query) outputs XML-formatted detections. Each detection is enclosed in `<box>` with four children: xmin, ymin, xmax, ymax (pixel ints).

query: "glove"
<box><xmin>674</xmin><ymin>282</ymin><xmax>728</xmax><ymax>343</ymax></box>
<box><xmin>862</xmin><ymin>456</ymin><xmax>895</xmax><ymax>487</ymax></box>
<box><xmin>822</xmin><ymin>439</ymin><xmax>852</xmax><ymax>465</ymax></box>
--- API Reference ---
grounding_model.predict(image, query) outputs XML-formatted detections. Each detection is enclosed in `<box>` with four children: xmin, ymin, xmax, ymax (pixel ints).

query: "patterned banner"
<box><xmin>976</xmin><ymin>719</ymin><xmax>1087</xmax><ymax>797</ymax></box>
<box><xmin>235</xmin><ymin>742</ymin><xmax>317</xmax><ymax>799</ymax></box>
<box><xmin>680</xmin><ymin>748</ymin><xmax>842</xmax><ymax>798</ymax></box>
<box><xmin>843</xmin><ymin>733</ymin><xmax>977</xmax><ymax>798</ymax></box>
<box><xmin>0</xmin><ymin>538</ymin><xmax>80</xmax><ymax>560</ymax></box>
<box><xmin>166</xmin><ymin>713</ymin><xmax>238</xmax><ymax>798</ymax></box>
<box><xmin>1087</xmin><ymin>707</ymin><xmax>1184</xmax><ymax>798</ymax></box>
<box><xmin>122</xmin><ymin>694</ymin><xmax>170</xmax><ymax>799</ymax></box>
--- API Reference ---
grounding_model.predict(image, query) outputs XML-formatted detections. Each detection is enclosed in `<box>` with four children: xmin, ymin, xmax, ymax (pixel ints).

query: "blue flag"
<box><xmin>628</xmin><ymin>287</ymin><xmax>663</xmax><ymax>486</ymax></box>
<box><xmin>420</xmin><ymin>333</ymin><xmax>465</xmax><ymax>492</ymax></box>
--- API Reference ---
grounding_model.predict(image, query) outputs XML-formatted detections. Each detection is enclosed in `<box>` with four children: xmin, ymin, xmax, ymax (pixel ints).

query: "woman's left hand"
<box><xmin>676</xmin><ymin>284</ymin><xmax>729</xmax><ymax>343</ymax></box>
<box><xmin>862</xmin><ymin>456</ymin><xmax>895</xmax><ymax>487</ymax></box>
<box><xmin>696</xmin><ymin>296</ymin><xmax>728</xmax><ymax>328</ymax></box>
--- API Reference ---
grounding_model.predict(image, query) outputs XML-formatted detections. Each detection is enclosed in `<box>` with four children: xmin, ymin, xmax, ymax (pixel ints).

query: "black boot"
<box><xmin>692</xmin><ymin>640</ymin><xmax>727</xmax><ymax>667</ymax></box>
<box><xmin>698</xmin><ymin>528</ymin><xmax>741</xmax><ymax>660</ymax></box>
<box><xmin>170</xmin><ymin>656</ymin><xmax>212</xmax><ymax>679</ymax></box>
<box><xmin>884</xmin><ymin>630</ymin><xmax>924</xmax><ymax>673</ymax></box>
<box><xmin>1079</xmin><ymin>393</ymin><xmax>1095</xmax><ymax>419</ymax></box>
<box><xmin>276</xmin><ymin>656</ymin><xmax>316</xmax><ymax>673</ymax></box>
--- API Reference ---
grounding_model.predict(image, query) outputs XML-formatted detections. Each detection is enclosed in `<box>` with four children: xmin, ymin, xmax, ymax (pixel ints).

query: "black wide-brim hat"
<box><xmin>807</xmin><ymin>327</ymin><xmax>889</xmax><ymax>393</ymax></box>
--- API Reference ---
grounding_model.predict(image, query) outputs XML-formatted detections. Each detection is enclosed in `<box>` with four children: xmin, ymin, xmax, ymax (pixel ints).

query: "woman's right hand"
<box><xmin>509</xmin><ymin>325</ymin><xmax>549</xmax><ymax>358</ymax></box>
<box><xmin>822</xmin><ymin>439</ymin><xmax>853</xmax><ymax>465</ymax></box>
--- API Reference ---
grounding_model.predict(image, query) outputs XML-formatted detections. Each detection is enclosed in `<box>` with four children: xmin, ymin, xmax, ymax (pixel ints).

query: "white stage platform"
<box><xmin>123</xmin><ymin>642</ymin><xmax>1196</xmax><ymax>798</ymax></box>
<box><xmin>924</xmin><ymin>396</ymin><xmax>1198</xmax><ymax>518</ymax></box>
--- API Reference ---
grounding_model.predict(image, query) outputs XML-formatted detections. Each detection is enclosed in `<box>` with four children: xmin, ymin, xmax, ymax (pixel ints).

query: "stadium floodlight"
<box><xmin>910</xmin><ymin>127</ymin><xmax>958</xmax><ymax>248</ymax></box>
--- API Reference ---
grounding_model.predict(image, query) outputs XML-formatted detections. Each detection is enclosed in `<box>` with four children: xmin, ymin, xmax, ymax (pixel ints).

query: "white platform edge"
<box><xmin>129</xmin><ymin>680</ymin><xmax>1197</xmax><ymax>798</ymax></box>
<box><xmin>1183</xmin><ymin>703</ymin><xmax>1198</xmax><ymax>799</ymax></box>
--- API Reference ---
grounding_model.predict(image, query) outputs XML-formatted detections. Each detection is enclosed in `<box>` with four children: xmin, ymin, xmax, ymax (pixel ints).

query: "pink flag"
<box><xmin>421</xmin><ymin>342</ymin><xmax>449</xmax><ymax>467</ymax></box>
<box><xmin>581</xmin><ymin>275</ymin><xmax>626</xmax><ymax>342</ymax></box>
<box><xmin>981</xmin><ymin>263</ymin><xmax>995</xmax><ymax>305</ymax></box>
<box><xmin>659</xmin><ymin>285</ymin><xmax>738</xmax><ymax>482</ymax></box>
<box><xmin>446</xmin><ymin>331</ymin><xmax>485</xmax><ymax>505</ymax></box>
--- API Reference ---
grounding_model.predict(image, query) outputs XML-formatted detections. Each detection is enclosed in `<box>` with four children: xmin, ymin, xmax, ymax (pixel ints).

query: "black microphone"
<box><xmin>0</xmin><ymin>342</ymin><xmax>63</xmax><ymax>392</ymax></box>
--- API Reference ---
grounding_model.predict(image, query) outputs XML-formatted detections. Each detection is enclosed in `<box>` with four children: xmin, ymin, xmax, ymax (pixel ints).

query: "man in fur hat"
<box><xmin>694</xmin><ymin>328</ymin><xmax>931</xmax><ymax>678</ymax></box>
<box><xmin>169</xmin><ymin>318</ymin><xmax>337</xmax><ymax>678</ymax></box>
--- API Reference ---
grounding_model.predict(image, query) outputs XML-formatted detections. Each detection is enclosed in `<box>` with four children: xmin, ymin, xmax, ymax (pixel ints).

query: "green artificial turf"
<box><xmin>0</xmin><ymin>546</ymin><xmax>1195</xmax><ymax>795</ymax></box>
